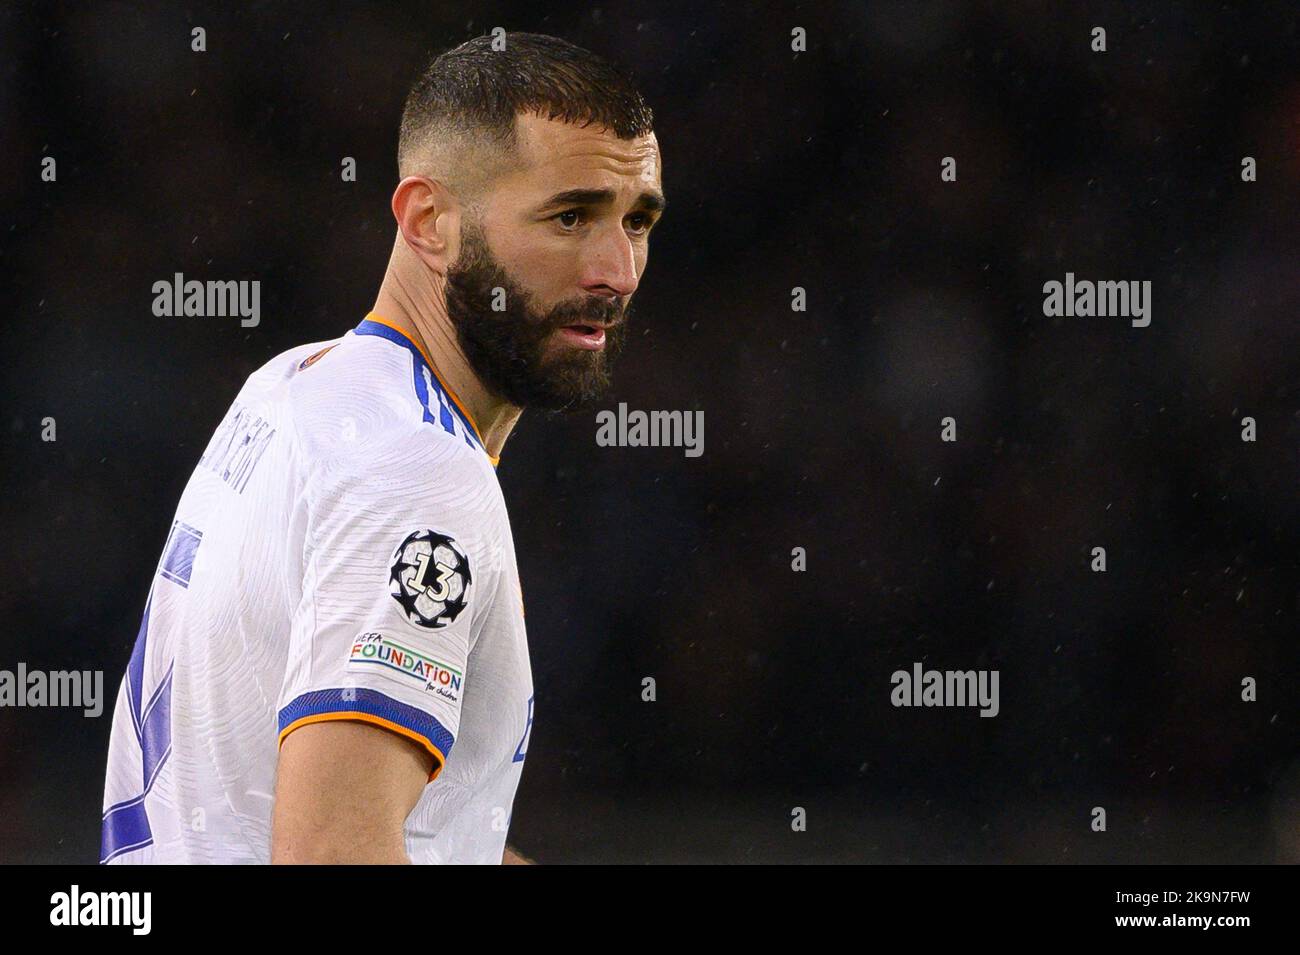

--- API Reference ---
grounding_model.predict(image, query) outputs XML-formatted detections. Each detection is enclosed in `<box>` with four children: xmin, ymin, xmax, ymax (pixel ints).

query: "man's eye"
<box><xmin>626</xmin><ymin>213</ymin><xmax>652</xmax><ymax>235</ymax></box>
<box><xmin>556</xmin><ymin>210</ymin><xmax>582</xmax><ymax>229</ymax></box>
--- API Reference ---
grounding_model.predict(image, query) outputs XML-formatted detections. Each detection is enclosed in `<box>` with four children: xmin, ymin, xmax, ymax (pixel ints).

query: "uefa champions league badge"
<box><xmin>388</xmin><ymin>529</ymin><xmax>472</xmax><ymax>629</ymax></box>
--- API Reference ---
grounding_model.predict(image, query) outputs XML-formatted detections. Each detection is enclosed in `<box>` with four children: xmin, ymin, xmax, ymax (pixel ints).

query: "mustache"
<box><xmin>544</xmin><ymin>295</ymin><xmax>627</xmax><ymax>329</ymax></box>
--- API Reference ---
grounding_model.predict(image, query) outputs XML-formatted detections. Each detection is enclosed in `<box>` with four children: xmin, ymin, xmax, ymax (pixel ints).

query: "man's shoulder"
<box><xmin>282</xmin><ymin>330</ymin><xmax>402</xmax><ymax>423</ymax></box>
<box><xmin>283</xmin><ymin>336</ymin><xmax>495</xmax><ymax>496</ymax></box>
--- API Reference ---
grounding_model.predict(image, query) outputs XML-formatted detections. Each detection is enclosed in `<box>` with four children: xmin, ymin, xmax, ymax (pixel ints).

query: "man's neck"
<box><xmin>371</xmin><ymin>266</ymin><xmax>522</xmax><ymax>462</ymax></box>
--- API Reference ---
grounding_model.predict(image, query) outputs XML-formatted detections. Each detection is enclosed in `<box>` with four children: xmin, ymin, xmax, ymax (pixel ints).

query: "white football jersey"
<box><xmin>101</xmin><ymin>313</ymin><xmax>534</xmax><ymax>864</ymax></box>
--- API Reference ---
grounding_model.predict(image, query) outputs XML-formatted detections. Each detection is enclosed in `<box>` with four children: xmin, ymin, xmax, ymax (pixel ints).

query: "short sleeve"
<box><xmin>276</xmin><ymin>433</ymin><xmax>497</xmax><ymax>781</ymax></box>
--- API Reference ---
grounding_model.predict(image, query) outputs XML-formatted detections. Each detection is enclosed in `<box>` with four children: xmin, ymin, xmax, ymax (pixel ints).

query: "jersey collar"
<box><xmin>353</xmin><ymin>312</ymin><xmax>500</xmax><ymax>468</ymax></box>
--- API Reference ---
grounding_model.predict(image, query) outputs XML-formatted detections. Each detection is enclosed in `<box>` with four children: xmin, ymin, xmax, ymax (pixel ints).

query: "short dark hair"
<box><xmin>399</xmin><ymin>32</ymin><xmax>654</xmax><ymax>180</ymax></box>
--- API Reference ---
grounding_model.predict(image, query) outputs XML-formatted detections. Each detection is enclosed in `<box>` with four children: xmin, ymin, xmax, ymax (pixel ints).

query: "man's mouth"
<box><xmin>557</xmin><ymin>322</ymin><xmax>608</xmax><ymax>350</ymax></box>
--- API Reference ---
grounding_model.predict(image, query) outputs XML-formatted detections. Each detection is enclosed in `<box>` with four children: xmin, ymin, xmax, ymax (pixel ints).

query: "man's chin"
<box><xmin>522</xmin><ymin>354</ymin><xmax>614</xmax><ymax>413</ymax></box>
<box><xmin>531</xmin><ymin>376</ymin><xmax>614</xmax><ymax>414</ymax></box>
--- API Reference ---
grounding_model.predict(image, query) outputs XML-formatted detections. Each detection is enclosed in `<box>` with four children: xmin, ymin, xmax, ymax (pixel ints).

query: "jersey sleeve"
<box><xmin>276</xmin><ymin>431</ymin><xmax>498</xmax><ymax>781</ymax></box>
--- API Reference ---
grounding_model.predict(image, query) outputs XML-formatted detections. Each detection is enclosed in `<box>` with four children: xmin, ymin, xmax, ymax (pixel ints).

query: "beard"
<box><xmin>445</xmin><ymin>220</ymin><xmax>629</xmax><ymax>412</ymax></box>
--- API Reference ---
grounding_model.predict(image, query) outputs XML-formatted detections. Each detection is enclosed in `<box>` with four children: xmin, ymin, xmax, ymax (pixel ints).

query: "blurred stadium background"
<box><xmin>1</xmin><ymin>1</ymin><xmax>1297</xmax><ymax>862</ymax></box>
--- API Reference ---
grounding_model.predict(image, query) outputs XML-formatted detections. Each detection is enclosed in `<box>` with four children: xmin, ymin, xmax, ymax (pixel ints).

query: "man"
<box><xmin>99</xmin><ymin>32</ymin><xmax>665</xmax><ymax>864</ymax></box>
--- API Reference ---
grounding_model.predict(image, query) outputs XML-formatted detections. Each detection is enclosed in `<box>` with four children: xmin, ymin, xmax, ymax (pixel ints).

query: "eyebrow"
<box><xmin>538</xmin><ymin>188</ymin><xmax>667</xmax><ymax>214</ymax></box>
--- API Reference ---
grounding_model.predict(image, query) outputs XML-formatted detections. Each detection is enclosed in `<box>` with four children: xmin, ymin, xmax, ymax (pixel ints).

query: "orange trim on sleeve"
<box><xmin>278</xmin><ymin>711</ymin><xmax>447</xmax><ymax>782</ymax></box>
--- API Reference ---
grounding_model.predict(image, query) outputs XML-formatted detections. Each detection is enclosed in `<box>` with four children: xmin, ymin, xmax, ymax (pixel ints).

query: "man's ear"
<box><xmin>391</xmin><ymin>176</ymin><xmax>462</xmax><ymax>276</ymax></box>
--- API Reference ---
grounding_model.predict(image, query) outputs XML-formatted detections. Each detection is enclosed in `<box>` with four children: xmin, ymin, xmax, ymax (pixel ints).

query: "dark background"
<box><xmin>2</xmin><ymin>1</ymin><xmax>1297</xmax><ymax>863</ymax></box>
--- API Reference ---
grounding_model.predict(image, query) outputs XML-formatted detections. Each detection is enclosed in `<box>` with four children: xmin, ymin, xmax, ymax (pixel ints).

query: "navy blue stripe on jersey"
<box><xmin>125</xmin><ymin>592</ymin><xmax>152</xmax><ymax>741</ymax></box>
<box><xmin>101</xmin><ymin>795</ymin><xmax>151</xmax><ymax>863</ymax></box>
<box><xmin>352</xmin><ymin>318</ymin><xmax>485</xmax><ymax>452</ymax></box>
<box><xmin>105</xmin><ymin>592</ymin><xmax>177</xmax><ymax>862</ymax></box>
<box><xmin>160</xmin><ymin>520</ymin><xmax>202</xmax><ymax>588</ymax></box>
<box><xmin>139</xmin><ymin>664</ymin><xmax>175</xmax><ymax>792</ymax></box>
<box><xmin>107</xmin><ymin>519</ymin><xmax>197</xmax><ymax>861</ymax></box>
<box><xmin>101</xmin><ymin>665</ymin><xmax>173</xmax><ymax>862</ymax></box>
<box><xmin>278</xmin><ymin>687</ymin><xmax>456</xmax><ymax>760</ymax></box>
<box><xmin>412</xmin><ymin>355</ymin><xmax>459</xmax><ymax>437</ymax></box>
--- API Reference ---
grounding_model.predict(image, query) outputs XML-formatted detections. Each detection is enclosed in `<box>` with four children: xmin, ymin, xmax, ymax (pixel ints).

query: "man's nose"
<box><xmin>579</xmin><ymin>228</ymin><xmax>639</xmax><ymax>299</ymax></box>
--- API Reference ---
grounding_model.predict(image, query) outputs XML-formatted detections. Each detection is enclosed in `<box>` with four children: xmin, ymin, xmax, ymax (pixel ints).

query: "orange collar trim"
<box><xmin>362</xmin><ymin>311</ymin><xmax>500</xmax><ymax>466</ymax></box>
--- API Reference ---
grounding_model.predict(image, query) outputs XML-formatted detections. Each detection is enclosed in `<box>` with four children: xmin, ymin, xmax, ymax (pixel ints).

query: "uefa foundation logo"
<box><xmin>389</xmin><ymin>529</ymin><xmax>472</xmax><ymax>629</ymax></box>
